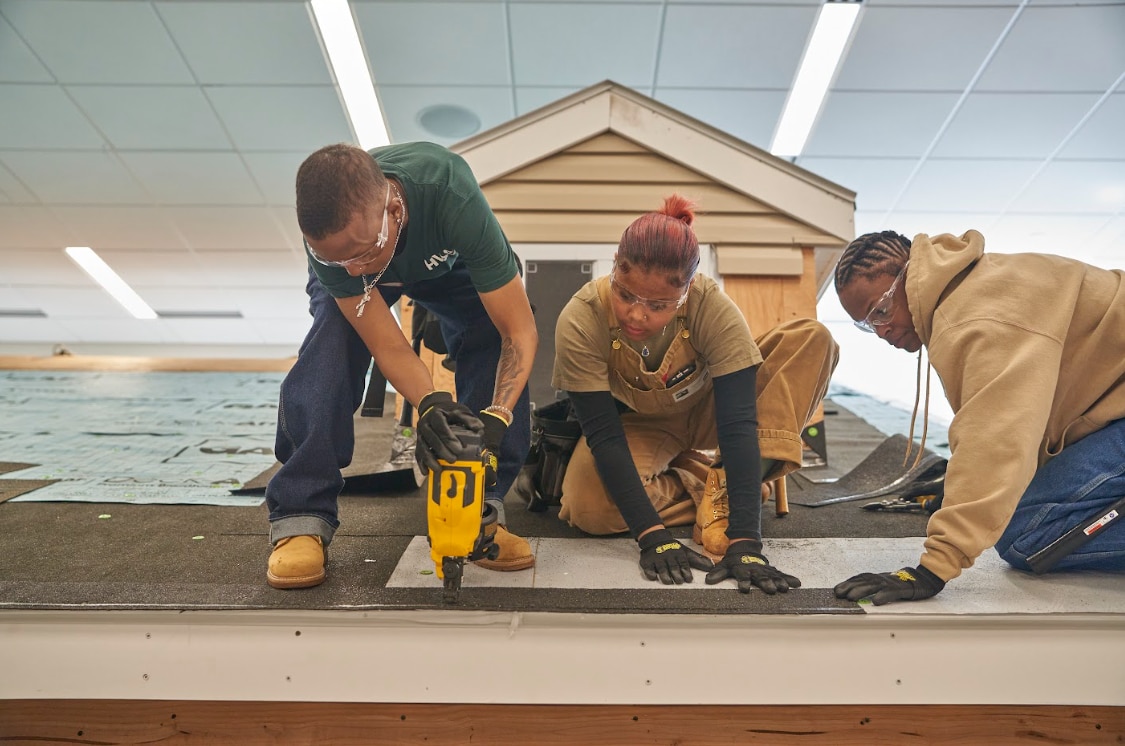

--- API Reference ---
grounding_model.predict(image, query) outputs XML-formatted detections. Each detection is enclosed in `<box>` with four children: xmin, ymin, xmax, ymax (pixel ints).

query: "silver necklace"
<box><xmin>356</xmin><ymin>183</ymin><xmax>406</xmax><ymax>318</ymax></box>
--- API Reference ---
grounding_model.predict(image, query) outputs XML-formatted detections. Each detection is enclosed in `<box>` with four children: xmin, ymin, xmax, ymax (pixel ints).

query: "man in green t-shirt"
<box><xmin>264</xmin><ymin>142</ymin><xmax>538</xmax><ymax>589</ymax></box>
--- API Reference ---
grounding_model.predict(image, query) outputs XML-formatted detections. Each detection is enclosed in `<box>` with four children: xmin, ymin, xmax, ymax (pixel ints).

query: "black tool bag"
<box><xmin>507</xmin><ymin>398</ymin><xmax>582</xmax><ymax>512</ymax></box>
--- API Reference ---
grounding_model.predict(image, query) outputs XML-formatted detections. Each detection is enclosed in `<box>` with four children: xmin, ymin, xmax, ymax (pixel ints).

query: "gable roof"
<box><xmin>454</xmin><ymin>81</ymin><xmax>855</xmax><ymax>295</ymax></box>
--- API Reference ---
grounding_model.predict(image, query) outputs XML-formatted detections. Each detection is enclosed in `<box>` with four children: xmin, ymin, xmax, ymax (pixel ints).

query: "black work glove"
<box><xmin>705</xmin><ymin>540</ymin><xmax>801</xmax><ymax>594</ymax></box>
<box><xmin>479</xmin><ymin>410</ymin><xmax>509</xmax><ymax>488</ymax></box>
<box><xmin>637</xmin><ymin>528</ymin><xmax>713</xmax><ymax>585</ymax></box>
<box><xmin>415</xmin><ymin>391</ymin><xmax>483</xmax><ymax>473</ymax></box>
<box><xmin>834</xmin><ymin>566</ymin><xmax>946</xmax><ymax>606</ymax></box>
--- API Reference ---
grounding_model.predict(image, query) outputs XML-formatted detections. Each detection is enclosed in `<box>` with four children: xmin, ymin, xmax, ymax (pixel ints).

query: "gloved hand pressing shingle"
<box><xmin>834</xmin><ymin>566</ymin><xmax>945</xmax><ymax>605</ymax></box>
<box><xmin>638</xmin><ymin>528</ymin><xmax>713</xmax><ymax>584</ymax></box>
<box><xmin>705</xmin><ymin>540</ymin><xmax>801</xmax><ymax>594</ymax></box>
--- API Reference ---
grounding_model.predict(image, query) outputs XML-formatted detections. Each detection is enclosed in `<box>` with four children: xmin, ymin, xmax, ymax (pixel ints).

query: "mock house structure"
<box><xmin>404</xmin><ymin>80</ymin><xmax>856</xmax><ymax>412</ymax></box>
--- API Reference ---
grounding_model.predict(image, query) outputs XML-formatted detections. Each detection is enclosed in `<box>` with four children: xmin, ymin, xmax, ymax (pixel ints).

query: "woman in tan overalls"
<box><xmin>551</xmin><ymin>195</ymin><xmax>838</xmax><ymax>592</ymax></box>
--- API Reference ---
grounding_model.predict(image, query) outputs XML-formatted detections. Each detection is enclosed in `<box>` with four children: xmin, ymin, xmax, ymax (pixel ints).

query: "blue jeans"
<box><xmin>265</xmin><ymin>263</ymin><xmax>531</xmax><ymax>545</ymax></box>
<box><xmin>995</xmin><ymin>417</ymin><xmax>1125</xmax><ymax>573</ymax></box>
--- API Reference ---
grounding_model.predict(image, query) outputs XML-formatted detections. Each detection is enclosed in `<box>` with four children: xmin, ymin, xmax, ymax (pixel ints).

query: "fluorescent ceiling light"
<box><xmin>311</xmin><ymin>0</ymin><xmax>390</xmax><ymax>149</ymax></box>
<box><xmin>770</xmin><ymin>0</ymin><xmax>862</xmax><ymax>158</ymax></box>
<box><xmin>65</xmin><ymin>247</ymin><xmax>157</xmax><ymax>320</ymax></box>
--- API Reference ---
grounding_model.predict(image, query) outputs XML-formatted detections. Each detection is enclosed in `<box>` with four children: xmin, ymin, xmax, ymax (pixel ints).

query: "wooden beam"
<box><xmin>1</xmin><ymin>700</ymin><xmax>1120</xmax><ymax>745</ymax></box>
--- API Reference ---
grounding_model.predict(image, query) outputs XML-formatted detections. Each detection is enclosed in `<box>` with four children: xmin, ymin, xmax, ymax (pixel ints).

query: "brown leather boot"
<box><xmin>473</xmin><ymin>524</ymin><xmax>535</xmax><ymax>571</ymax></box>
<box><xmin>692</xmin><ymin>464</ymin><xmax>730</xmax><ymax>561</ymax></box>
<box><xmin>267</xmin><ymin>535</ymin><xmax>327</xmax><ymax>589</ymax></box>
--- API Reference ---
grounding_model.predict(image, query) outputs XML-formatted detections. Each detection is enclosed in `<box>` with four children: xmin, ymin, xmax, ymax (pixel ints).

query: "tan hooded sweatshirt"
<box><xmin>907</xmin><ymin>230</ymin><xmax>1125</xmax><ymax>581</ymax></box>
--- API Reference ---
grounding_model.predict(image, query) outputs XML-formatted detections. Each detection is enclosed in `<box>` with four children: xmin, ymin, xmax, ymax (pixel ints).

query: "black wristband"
<box><xmin>638</xmin><ymin>528</ymin><xmax>680</xmax><ymax>552</ymax></box>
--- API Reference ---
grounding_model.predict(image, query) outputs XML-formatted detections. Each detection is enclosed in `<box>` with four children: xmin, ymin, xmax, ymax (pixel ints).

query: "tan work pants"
<box><xmin>558</xmin><ymin>318</ymin><xmax>838</xmax><ymax>535</ymax></box>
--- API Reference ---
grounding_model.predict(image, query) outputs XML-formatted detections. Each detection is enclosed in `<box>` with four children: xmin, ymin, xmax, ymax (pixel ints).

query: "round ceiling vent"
<box><xmin>417</xmin><ymin>104</ymin><xmax>482</xmax><ymax>139</ymax></box>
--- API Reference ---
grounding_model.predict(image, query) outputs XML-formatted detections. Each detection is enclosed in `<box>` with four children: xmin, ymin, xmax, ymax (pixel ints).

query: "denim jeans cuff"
<box><xmin>270</xmin><ymin>515</ymin><xmax>336</xmax><ymax>547</ymax></box>
<box><xmin>486</xmin><ymin>496</ymin><xmax>506</xmax><ymax>526</ymax></box>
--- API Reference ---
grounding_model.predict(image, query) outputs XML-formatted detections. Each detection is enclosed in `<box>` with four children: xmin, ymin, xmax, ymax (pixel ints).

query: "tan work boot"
<box><xmin>267</xmin><ymin>535</ymin><xmax>327</xmax><ymax>589</ymax></box>
<box><xmin>693</xmin><ymin>464</ymin><xmax>730</xmax><ymax>561</ymax></box>
<box><xmin>473</xmin><ymin>524</ymin><xmax>535</xmax><ymax>571</ymax></box>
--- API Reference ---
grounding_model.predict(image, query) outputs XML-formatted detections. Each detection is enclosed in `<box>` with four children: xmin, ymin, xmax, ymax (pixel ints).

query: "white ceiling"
<box><xmin>1</xmin><ymin>0</ymin><xmax>1123</xmax><ymax>359</ymax></box>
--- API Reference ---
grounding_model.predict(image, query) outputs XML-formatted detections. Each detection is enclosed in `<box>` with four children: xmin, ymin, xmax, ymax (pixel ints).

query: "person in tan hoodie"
<box><xmin>833</xmin><ymin>229</ymin><xmax>1125</xmax><ymax>604</ymax></box>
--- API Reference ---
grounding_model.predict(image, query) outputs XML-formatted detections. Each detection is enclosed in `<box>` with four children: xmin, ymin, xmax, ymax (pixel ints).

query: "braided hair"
<box><xmin>834</xmin><ymin>230</ymin><xmax>912</xmax><ymax>292</ymax></box>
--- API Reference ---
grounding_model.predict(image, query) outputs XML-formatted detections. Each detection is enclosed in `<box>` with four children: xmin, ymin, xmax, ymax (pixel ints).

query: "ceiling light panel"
<box><xmin>65</xmin><ymin>246</ymin><xmax>157</xmax><ymax>320</ymax></box>
<box><xmin>771</xmin><ymin>0</ymin><xmax>863</xmax><ymax>158</ymax></box>
<box><xmin>310</xmin><ymin>0</ymin><xmax>388</xmax><ymax>149</ymax></box>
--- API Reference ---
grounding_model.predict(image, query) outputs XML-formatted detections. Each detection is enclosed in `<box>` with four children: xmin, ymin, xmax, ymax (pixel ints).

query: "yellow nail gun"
<box><xmin>426</xmin><ymin>424</ymin><xmax>499</xmax><ymax>603</ymax></box>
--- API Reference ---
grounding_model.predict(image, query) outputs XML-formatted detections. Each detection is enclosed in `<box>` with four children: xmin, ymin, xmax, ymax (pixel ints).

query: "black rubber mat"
<box><xmin>0</xmin><ymin>394</ymin><xmax>923</xmax><ymax>616</ymax></box>
<box><xmin>787</xmin><ymin>433</ymin><xmax>946</xmax><ymax>507</ymax></box>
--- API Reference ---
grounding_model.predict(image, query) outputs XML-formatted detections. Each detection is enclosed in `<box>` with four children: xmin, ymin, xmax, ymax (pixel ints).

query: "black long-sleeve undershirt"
<box><xmin>566</xmin><ymin>364</ymin><xmax>763</xmax><ymax>544</ymax></box>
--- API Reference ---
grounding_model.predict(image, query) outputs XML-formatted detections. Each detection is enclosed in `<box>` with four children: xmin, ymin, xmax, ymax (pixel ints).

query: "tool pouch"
<box><xmin>507</xmin><ymin>398</ymin><xmax>582</xmax><ymax>512</ymax></box>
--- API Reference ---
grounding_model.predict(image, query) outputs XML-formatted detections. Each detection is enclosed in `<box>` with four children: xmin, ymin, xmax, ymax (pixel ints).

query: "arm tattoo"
<box><xmin>493</xmin><ymin>337</ymin><xmax>523</xmax><ymax>406</ymax></box>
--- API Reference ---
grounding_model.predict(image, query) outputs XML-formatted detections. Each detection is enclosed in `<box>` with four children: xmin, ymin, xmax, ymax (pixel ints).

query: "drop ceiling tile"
<box><xmin>28</xmin><ymin>285</ymin><xmax>142</xmax><ymax>318</ymax></box>
<box><xmin>378</xmin><ymin>86</ymin><xmax>513</xmax><ymax>146</ymax></box>
<box><xmin>1060</xmin><ymin>93</ymin><xmax>1125</xmax><ymax>160</ymax></box>
<box><xmin>206</xmin><ymin>86</ymin><xmax>352</xmax><ymax>152</ymax></box>
<box><xmin>975</xmin><ymin>4</ymin><xmax>1125</xmax><ymax>93</ymax></box>
<box><xmin>156</xmin><ymin>0</ymin><xmax>331</xmax><ymax>85</ymax></box>
<box><xmin>0</xmin><ymin>151</ymin><xmax>146</xmax><ymax>205</ymax></box>
<box><xmin>145</xmin><ymin>286</ymin><xmax>246</xmax><ymax>314</ymax></box>
<box><xmin>189</xmin><ymin>250</ymin><xmax>308</xmax><ymax>288</ymax></box>
<box><xmin>248</xmin><ymin>316</ymin><xmax>311</xmax><ymax>346</ymax></box>
<box><xmin>68</xmin><ymin>86</ymin><xmax>232</xmax><ymax>150</ymax></box>
<box><xmin>46</xmin><ymin>313</ymin><xmax>174</xmax><ymax>343</ymax></box>
<box><xmin>118</xmin><ymin>152</ymin><xmax>263</xmax><ymax>206</ymax></box>
<box><xmin>0</xmin><ymin>86</ymin><xmax>105</xmax><ymax>149</ymax></box>
<box><xmin>1009</xmin><ymin>160</ymin><xmax>1125</xmax><ymax>215</ymax></box>
<box><xmin>987</xmin><ymin>214</ymin><xmax>1114</xmax><ymax>258</ymax></box>
<box><xmin>894</xmin><ymin>159</ymin><xmax>1041</xmax><ymax>213</ymax></box>
<box><xmin>164</xmin><ymin>206</ymin><xmax>292</xmax><ymax>251</ymax></box>
<box><xmin>0</xmin><ymin>211</ymin><xmax>74</xmax><ymax>251</ymax></box>
<box><xmin>1</xmin><ymin>0</ymin><xmax>193</xmax><ymax>84</ymax></box>
<box><xmin>514</xmin><ymin>86</ymin><xmax>585</xmax><ymax>116</ymax></box>
<box><xmin>95</xmin><ymin>249</ymin><xmax>204</xmax><ymax>286</ymax></box>
<box><xmin>655</xmin><ymin>88</ymin><xmax>787</xmax><ymax>152</ymax></box>
<box><xmin>354</xmin><ymin>1</ymin><xmax>510</xmax><ymax>86</ymax></box>
<box><xmin>932</xmin><ymin>92</ymin><xmax>1101</xmax><ymax>159</ymax></box>
<box><xmin>159</xmin><ymin>317</ymin><xmax>264</xmax><ymax>345</ymax></box>
<box><xmin>510</xmin><ymin>3</ymin><xmax>662</xmax><ymax>87</ymax></box>
<box><xmin>53</xmin><ymin>207</ymin><xmax>186</xmax><ymax>251</ymax></box>
<box><xmin>269</xmin><ymin>207</ymin><xmax>303</xmax><ymax>251</ymax></box>
<box><xmin>0</xmin><ymin>166</ymin><xmax>38</xmax><ymax>205</ymax></box>
<box><xmin>0</xmin><ymin>15</ymin><xmax>52</xmax><ymax>82</ymax></box>
<box><xmin>0</xmin><ymin>318</ymin><xmax>79</xmax><ymax>343</ymax></box>
<box><xmin>834</xmin><ymin>5</ymin><xmax>1015</xmax><ymax>92</ymax></box>
<box><xmin>855</xmin><ymin>210</ymin><xmax>996</xmax><ymax>242</ymax></box>
<box><xmin>241</xmin><ymin>152</ymin><xmax>309</xmax><ymax>206</ymax></box>
<box><xmin>229</xmin><ymin>287</ymin><xmax>313</xmax><ymax>318</ymax></box>
<box><xmin>795</xmin><ymin>157</ymin><xmax>919</xmax><ymax>213</ymax></box>
<box><xmin>803</xmin><ymin>92</ymin><xmax>961</xmax><ymax>158</ymax></box>
<box><xmin>1087</xmin><ymin>216</ymin><xmax>1125</xmax><ymax>263</ymax></box>
<box><xmin>0</xmin><ymin>247</ymin><xmax>90</xmax><ymax>285</ymax></box>
<box><xmin>657</xmin><ymin>4</ymin><xmax>816</xmax><ymax>89</ymax></box>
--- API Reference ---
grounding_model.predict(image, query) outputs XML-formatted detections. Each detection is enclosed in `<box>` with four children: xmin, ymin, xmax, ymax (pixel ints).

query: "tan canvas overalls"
<box><xmin>558</xmin><ymin>276</ymin><xmax>839</xmax><ymax>535</ymax></box>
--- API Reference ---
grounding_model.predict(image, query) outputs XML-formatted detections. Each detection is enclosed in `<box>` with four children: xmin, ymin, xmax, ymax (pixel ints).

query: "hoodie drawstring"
<box><xmin>904</xmin><ymin>348</ymin><xmax>931</xmax><ymax>469</ymax></box>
